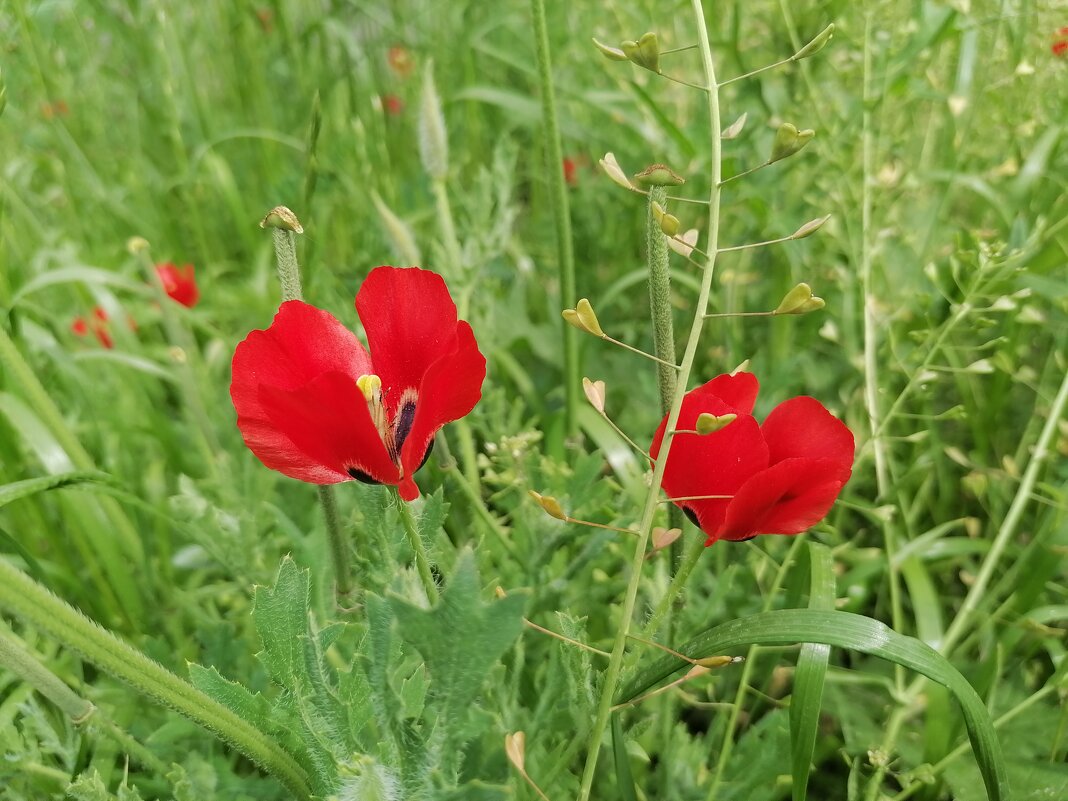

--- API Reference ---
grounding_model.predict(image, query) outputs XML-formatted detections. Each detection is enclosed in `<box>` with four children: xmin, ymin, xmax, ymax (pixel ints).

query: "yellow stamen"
<box><xmin>356</xmin><ymin>374</ymin><xmax>382</xmax><ymax>402</ymax></box>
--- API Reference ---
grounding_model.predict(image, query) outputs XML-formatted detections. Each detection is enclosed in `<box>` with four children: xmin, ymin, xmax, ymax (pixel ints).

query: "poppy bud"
<box><xmin>599</xmin><ymin>152</ymin><xmax>635</xmax><ymax>190</ymax></box>
<box><xmin>769</xmin><ymin>123</ymin><xmax>815</xmax><ymax>164</ymax></box>
<box><xmin>668</xmin><ymin>228</ymin><xmax>699</xmax><ymax>258</ymax></box>
<box><xmin>621</xmin><ymin>32</ymin><xmax>661</xmax><ymax>74</ymax></box>
<box><xmin>791</xmin><ymin>215</ymin><xmax>831</xmax><ymax>239</ymax></box>
<box><xmin>529</xmin><ymin>490</ymin><xmax>567</xmax><ymax>521</ymax></box>
<box><xmin>721</xmin><ymin>112</ymin><xmax>748</xmax><ymax>140</ymax></box>
<box><xmin>696</xmin><ymin>412</ymin><xmax>737</xmax><ymax>435</ymax></box>
<box><xmin>774</xmin><ymin>283</ymin><xmax>825</xmax><ymax>315</ymax></box>
<box><xmin>260</xmin><ymin>205</ymin><xmax>304</xmax><ymax>234</ymax></box>
<box><xmin>792</xmin><ymin>23</ymin><xmax>835</xmax><ymax>60</ymax></box>
<box><xmin>582</xmin><ymin>377</ymin><xmax>607</xmax><ymax>414</ymax></box>
<box><xmin>651</xmin><ymin>201</ymin><xmax>680</xmax><ymax>237</ymax></box>
<box><xmin>592</xmin><ymin>38</ymin><xmax>628</xmax><ymax>61</ymax></box>
<box><xmin>418</xmin><ymin>62</ymin><xmax>449</xmax><ymax>179</ymax></box>
<box><xmin>634</xmin><ymin>163</ymin><xmax>685</xmax><ymax>187</ymax></box>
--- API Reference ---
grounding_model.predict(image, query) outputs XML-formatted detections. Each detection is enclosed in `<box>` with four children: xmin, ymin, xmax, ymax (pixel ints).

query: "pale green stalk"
<box><xmin>529</xmin><ymin>0</ymin><xmax>579</xmax><ymax>436</ymax></box>
<box><xmin>265</xmin><ymin>217</ymin><xmax>352</xmax><ymax>596</ymax></box>
<box><xmin>576</xmin><ymin>3</ymin><xmax>724</xmax><ymax>796</ymax></box>
<box><xmin>0</xmin><ymin>558</ymin><xmax>311</xmax><ymax>798</ymax></box>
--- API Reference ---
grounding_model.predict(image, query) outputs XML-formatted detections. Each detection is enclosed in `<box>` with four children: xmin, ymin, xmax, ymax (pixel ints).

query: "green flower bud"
<box><xmin>791</xmin><ymin>214</ymin><xmax>832</xmax><ymax>239</ymax></box>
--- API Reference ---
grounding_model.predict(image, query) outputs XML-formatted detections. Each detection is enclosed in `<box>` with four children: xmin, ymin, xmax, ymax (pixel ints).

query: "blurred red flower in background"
<box><xmin>1053</xmin><ymin>27</ymin><xmax>1068</xmax><ymax>57</ymax></box>
<box><xmin>563</xmin><ymin>157</ymin><xmax>578</xmax><ymax>186</ymax></box>
<box><xmin>155</xmin><ymin>263</ymin><xmax>199</xmax><ymax>308</ymax></box>
<box><xmin>381</xmin><ymin>94</ymin><xmax>405</xmax><ymax>116</ymax></box>
<box><xmin>388</xmin><ymin>46</ymin><xmax>415</xmax><ymax>78</ymax></box>
<box><xmin>72</xmin><ymin>307</ymin><xmax>114</xmax><ymax>349</ymax></box>
<box><xmin>230</xmin><ymin>266</ymin><xmax>486</xmax><ymax>501</ymax></box>
<box><xmin>651</xmin><ymin>372</ymin><xmax>854</xmax><ymax>545</ymax></box>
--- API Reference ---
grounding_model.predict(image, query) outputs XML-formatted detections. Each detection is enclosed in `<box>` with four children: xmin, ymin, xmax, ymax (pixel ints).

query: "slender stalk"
<box><xmin>392</xmin><ymin>489</ymin><xmax>438</xmax><ymax>600</ymax></box>
<box><xmin>719</xmin><ymin>55</ymin><xmax>794</xmax><ymax>86</ymax></box>
<box><xmin>576</xmin><ymin>4</ymin><xmax>724</xmax><ymax>795</ymax></box>
<box><xmin>529</xmin><ymin>0</ymin><xmax>579</xmax><ymax>437</ymax></box>
<box><xmin>642</xmin><ymin>533</ymin><xmax>705</xmax><ymax>638</ymax></box>
<box><xmin>602</xmin><ymin>335</ymin><xmax>680</xmax><ymax>368</ymax></box>
<box><xmin>0</xmin><ymin>558</ymin><xmax>311</xmax><ymax>799</ymax></box>
<box><xmin>264</xmin><ymin>211</ymin><xmax>352</xmax><ymax>597</ymax></box>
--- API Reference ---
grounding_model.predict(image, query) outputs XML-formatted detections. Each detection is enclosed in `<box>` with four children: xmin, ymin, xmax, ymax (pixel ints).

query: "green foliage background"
<box><xmin>0</xmin><ymin>0</ymin><xmax>1065</xmax><ymax>799</ymax></box>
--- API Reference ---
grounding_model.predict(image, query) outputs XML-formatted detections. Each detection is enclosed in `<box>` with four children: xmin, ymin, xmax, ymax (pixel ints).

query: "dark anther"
<box><xmin>393</xmin><ymin>400</ymin><xmax>418</xmax><ymax>452</ymax></box>
<box><xmin>683</xmin><ymin>507</ymin><xmax>700</xmax><ymax>528</ymax></box>
<box><xmin>347</xmin><ymin>467</ymin><xmax>382</xmax><ymax>485</ymax></box>
<box><xmin>736</xmin><ymin>535</ymin><xmax>757</xmax><ymax>542</ymax></box>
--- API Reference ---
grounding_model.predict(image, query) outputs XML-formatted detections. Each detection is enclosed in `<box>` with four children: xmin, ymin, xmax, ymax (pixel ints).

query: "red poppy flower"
<box><xmin>155</xmin><ymin>263</ymin><xmax>199</xmax><ymax>308</ymax></box>
<box><xmin>650</xmin><ymin>372</ymin><xmax>854</xmax><ymax>545</ymax></box>
<box><xmin>72</xmin><ymin>307</ymin><xmax>114</xmax><ymax>349</ymax></box>
<box><xmin>381</xmin><ymin>94</ymin><xmax>404</xmax><ymax>116</ymax></box>
<box><xmin>230</xmin><ymin>266</ymin><xmax>486</xmax><ymax>501</ymax></box>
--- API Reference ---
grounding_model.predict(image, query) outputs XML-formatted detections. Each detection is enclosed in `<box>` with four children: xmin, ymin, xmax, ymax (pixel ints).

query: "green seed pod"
<box><xmin>592</xmin><ymin>38</ymin><xmax>628</xmax><ymax>61</ymax></box>
<box><xmin>696</xmin><ymin>413</ymin><xmax>737</xmax><ymax>435</ymax></box>
<box><xmin>634</xmin><ymin>163</ymin><xmax>685</xmax><ymax>187</ymax></box>
<box><xmin>769</xmin><ymin>123</ymin><xmax>815</xmax><ymax>164</ymax></box>
<box><xmin>793</xmin><ymin>23</ymin><xmax>835</xmax><ymax>60</ymax></box>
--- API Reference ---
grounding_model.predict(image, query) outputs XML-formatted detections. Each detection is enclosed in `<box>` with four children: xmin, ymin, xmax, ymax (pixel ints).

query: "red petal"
<box><xmin>258</xmin><ymin>371</ymin><xmax>400</xmax><ymax>485</ymax></box>
<box><xmin>355</xmin><ymin>266</ymin><xmax>462</xmax><ymax>416</ymax></box>
<box><xmin>651</xmin><ymin>385</ymin><xmax>768</xmax><ymax>539</ymax></box>
<box><xmin>231</xmin><ymin>301</ymin><xmax>374</xmax><ymax>482</ymax></box>
<box><xmin>719</xmin><ymin>457</ymin><xmax>848</xmax><ymax>541</ymax></box>
<box><xmin>760</xmin><ymin>396</ymin><xmax>854</xmax><ymax>479</ymax></box>
<box><xmin>397</xmin><ymin>321</ymin><xmax>486</xmax><ymax>500</ymax></box>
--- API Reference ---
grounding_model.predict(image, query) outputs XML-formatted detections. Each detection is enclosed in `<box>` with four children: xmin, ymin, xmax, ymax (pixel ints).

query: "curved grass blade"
<box><xmin>790</xmin><ymin>542</ymin><xmax>834</xmax><ymax>801</ymax></box>
<box><xmin>0</xmin><ymin>471</ymin><xmax>115</xmax><ymax>510</ymax></box>
<box><xmin>618</xmin><ymin>609</ymin><xmax>1009</xmax><ymax>801</ymax></box>
<box><xmin>611</xmin><ymin>712</ymin><xmax>639</xmax><ymax>801</ymax></box>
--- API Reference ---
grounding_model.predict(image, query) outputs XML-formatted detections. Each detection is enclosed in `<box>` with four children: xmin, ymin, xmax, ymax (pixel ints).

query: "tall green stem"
<box><xmin>529</xmin><ymin>0</ymin><xmax>579</xmax><ymax>437</ymax></box>
<box><xmin>0</xmin><ymin>558</ymin><xmax>311</xmax><ymax>799</ymax></box>
<box><xmin>576</xmin><ymin>4</ymin><xmax>724</xmax><ymax>796</ymax></box>
<box><xmin>264</xmin><ymin>209</ymin><xmax>352</xmax><ymax>596</ymax></box>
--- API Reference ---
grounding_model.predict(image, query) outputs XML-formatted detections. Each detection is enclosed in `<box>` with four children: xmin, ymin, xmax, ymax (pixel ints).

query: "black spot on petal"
<box><xmin>347</xmin><ymin>467</ymin><xmax>382</xmax><ymax>485</ymax></box>
<box><xmin>393</xmin><ymin>401</ymin><xmax>417</xmax><ymax>452</ymax></box>
<box><xmin>683</xmin><ymin>507</ymin><xmax>700</xmax><ymax>528</ymax></box>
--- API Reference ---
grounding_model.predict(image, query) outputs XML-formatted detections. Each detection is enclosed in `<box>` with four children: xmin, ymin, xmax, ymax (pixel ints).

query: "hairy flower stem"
<box><xmin>577</xmin><ymin>3</ymin><xmax>724</xmax><ymax>796</ymax></box>
<box><xmin>392</xmin><ymin>489</ymin><xmax>439</xmax><ymax>600</ymax></box>
<box><xmin>266</xmin><ymin>218</ymin><xmax>352</xmax><ymax>596</ymax></box>
<box><xmin>0</xmin><ymin>624</ymin><xmax>168</xmax><ymax>773</ymax></box>
<box><xmin>0</xmin><ymin>559</ymin><xmax>312</xmax><ymax>799</ymax></box>
<box><xmin>645</xmin><ymin>186</ymin><xmax>685</xmax><ymax>563</ymax></box>
<box><xmin>529</xmin><ymin>0</ymin><xmax>580</xmax><ymax>438</ymax></box>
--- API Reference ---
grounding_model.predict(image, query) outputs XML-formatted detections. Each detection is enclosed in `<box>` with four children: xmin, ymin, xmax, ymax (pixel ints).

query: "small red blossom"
<box><xmin>1053</xmin><ymin>27</ymin><xmax>1068</xmax><ymax>57</ymax></box>
<box><xmin>230</xmin><ymin>266</ymin><xmax>486</xmax><ymax>501</ymax></box>
<box><xmin>388</xmin><ymin>46</ymin><xmax>414</xmax><ymax>78</ymax></box>
<box><xmin>382</xmin><ymin>94</ymin><xmax>404</xmax><ymax>115</ymax></box>
<box><xmin>651</xmin><ymin>373</ymin><xmax>854</xmax><ymax>545</ymax></box>
<box><xmin>563</xmin><ymin>157</ymin><xmax>578</xmax><ymax>186</ymax></box>
<box><xmin>72</xmin><ymin>307</ymin><xmax>114</xmax><ymax>349</ymax></box>
<box><xmin>155</xmin><ymin>262</ymin><xmax>200</xmax><ymax>308</ymax></box>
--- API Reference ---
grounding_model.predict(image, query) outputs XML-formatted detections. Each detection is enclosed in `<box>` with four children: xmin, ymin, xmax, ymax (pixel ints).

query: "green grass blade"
<box><xmin>790</xmin><ymin>542</ymin><xmax>834</xmax><ymax>801</ymax></box>
<box><xmin>619</xmin><ymin>609</ymin><xmax>1009</xmax><ymax>801</ymax></box>
<box><xmin>611</xmin><ymin>712</ymin><xmax>639</xmax><ymax>801</ymax></box>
